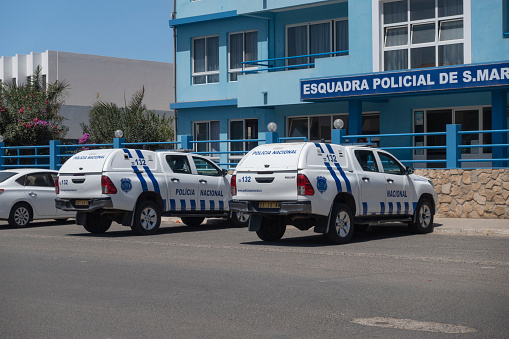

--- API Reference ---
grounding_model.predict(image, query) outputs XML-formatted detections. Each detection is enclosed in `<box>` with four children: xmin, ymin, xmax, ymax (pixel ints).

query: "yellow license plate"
<box><xmin>75</xmin><ymin>200</ymin><xmax>89</xmax><ymax>206</ymax></box>
<box><xmin>259</xmin><ymin>202</ymin><xmax>280</xmax><ymax>209</ymax></box>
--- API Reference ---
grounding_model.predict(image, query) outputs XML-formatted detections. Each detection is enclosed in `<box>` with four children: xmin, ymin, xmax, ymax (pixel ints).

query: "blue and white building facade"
<box><xmin>170</xmin><ymin>0</ymin><xmax>509</xmax><ymax>168</ymax></box>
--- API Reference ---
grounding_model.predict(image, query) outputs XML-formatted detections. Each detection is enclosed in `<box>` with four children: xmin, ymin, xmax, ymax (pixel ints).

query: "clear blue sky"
<box><xmin>1</xmin><ymin>0</ymin><xmax>174</xmax><ymax>63</ymax></box>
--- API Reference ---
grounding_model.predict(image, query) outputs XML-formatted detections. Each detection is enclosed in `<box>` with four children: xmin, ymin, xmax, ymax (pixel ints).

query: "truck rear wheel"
<box><xmin>326</xmin><ymin>203</ymin><xmax>354</xmax><ymax>244</ymax></box>
<box><xmin>83</xmin><ymin>212</ymin><xmax>112</xmax><ymax>234</ymax></box>
<box><xmin>181</xmin><ymin>217</ymin><xmax>205</xmax><ymax>227</ymax></box>
<box><xmin>131</xmin><ymin>201</ymin><xmax>161</xmax><ymax>235</ymax></box>
<box><xmin>256</xmin><ymin>217</ymin><xmax>286</xmax><ymax>241</ymax></box>
<box><xmin>409</xmin><ymin>198</ymin><xmax>434</xmax><ymax>234</ymax></box>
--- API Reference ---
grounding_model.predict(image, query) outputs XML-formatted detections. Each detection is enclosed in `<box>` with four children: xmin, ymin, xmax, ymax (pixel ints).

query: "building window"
<box><xmin>229</xmin><ymin>31</ymin><xmax>258</xmax><ymax>81</ymax></box>
<box><xmin>413</xmin><ymin>106</ymin><xmax>502</xmax><ymax>168</ymax></box>
<box><xmin>229</xmin><ymin>119</ymin><xmax>258</xmax><ymax>163</ymax></box>
<box><xmin>504</xmin><ymin>0</ymin><xmax>509</xmax><ymax>37</ymax></box>
<box><xmin>286</xmin><ymin>19</ymin><xmax>348</xmax><ymax>69</ymax></box>
<box><xmin>382</xmin><ymin>0</ymin><xmax>464</xmax><ymax>71</ymax></box>
<box><xmin>192</xmin><ymin>36</ymin><xmax>219</xmax><ymax>84</ymax></box>
<box><xmin>193</xmin><ymin>121</ymin><xmax>219</xmax><ymax>155</ymax></box>
<box><xmin>287</xmin><ymin>113</ymin><xmax>379</xmax><ymax>143</ymax></box>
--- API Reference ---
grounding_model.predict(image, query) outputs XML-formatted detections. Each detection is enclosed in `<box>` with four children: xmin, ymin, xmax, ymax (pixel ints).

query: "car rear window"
<box><xmin>0</xmin><ymin>172</ymin><xmax>17</xmax><ymax>183</ymax></box>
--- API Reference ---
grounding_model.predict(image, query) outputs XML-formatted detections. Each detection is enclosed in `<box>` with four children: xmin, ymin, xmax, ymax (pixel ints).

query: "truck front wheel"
<box><xmin>256</xmin><ymin>217</ymin><xmax>286</xmax><ymax>241</ymax></box>
<box><xmin>326</xmin><ymin>203</ymin><xmax>354</xmax><ymax>244</ymax></box>
<box><xmin>131</xmin><ymin>201</ymin><xmax>161</xmax><ymax>235</ymax></box>
<box><xmin>83</xmin><ymin>212</ymin><xmax>112</xmax><ymax>234</ymax></box>
<box><xmin>409</xmin><ymin>198</ymin><xmax>434</xmax><ymax>234</ymax></box>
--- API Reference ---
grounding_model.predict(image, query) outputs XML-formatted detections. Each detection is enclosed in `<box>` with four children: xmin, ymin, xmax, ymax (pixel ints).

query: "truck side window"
<box><xmin>378</xmin><ymin>152</ymin><xmax>404</xmax><ymax>175</ymax></box>
<box><xmin>166</xmin><ymin>155</ymin><xmax>192</xmax><ymax>174</ymax></box>
<box><xmin>192</xmin><ymin>157</ymin><xmax>221</xmax><ymax>177</ymax></box>
<box><xmin>354</xmin><ymin>150</ymin><xmax>379</xmax><ymax>172</ymax></box>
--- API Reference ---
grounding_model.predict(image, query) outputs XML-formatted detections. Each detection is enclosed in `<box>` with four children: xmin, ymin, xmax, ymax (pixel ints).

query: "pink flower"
<box><xmin>34</xmin><ymin>118</ymin><xmax>38</xmax><ymax>122</ymax></box>
<box><xmin>19</xmin><ymin>107</ymin><xmax>24</xmax><ymax>114</ymax></box>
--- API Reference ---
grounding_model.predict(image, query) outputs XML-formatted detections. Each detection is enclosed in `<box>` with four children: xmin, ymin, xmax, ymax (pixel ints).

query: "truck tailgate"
<box><xmin>235</xmin><ymin>170</ymin><xmax>297</xmax><ymax>201</ymax></box>
<box><xmin>57</xmin><ymin>172</ymin><xmax>103</xmax><ymax>199</ymax></box>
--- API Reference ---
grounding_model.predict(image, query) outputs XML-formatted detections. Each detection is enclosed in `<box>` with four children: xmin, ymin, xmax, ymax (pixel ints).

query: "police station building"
<box><xmin>170</xmin><ymin>0</ymin><xmax>509</xmax><ymax>168</ymax></box>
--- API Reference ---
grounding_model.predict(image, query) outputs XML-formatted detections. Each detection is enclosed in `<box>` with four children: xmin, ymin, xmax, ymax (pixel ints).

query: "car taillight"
<box><xmin>55</xmin><ymin>176</ymin><xmax>59</xmax><ymax>194</ymax></box>
<box><xmin>297</xmin><ymin>174</ymin><xmax>314</xmax><ymax>196</ymax></box>
<box><xmin>101</xmin><ymin>176</ymin><xmax>117</xmax><ymax>194</ymax></box>
<box><xmin>231</xmin><ymin>175</ymin><xmax>237</xmax><ymax>196</ymax></box>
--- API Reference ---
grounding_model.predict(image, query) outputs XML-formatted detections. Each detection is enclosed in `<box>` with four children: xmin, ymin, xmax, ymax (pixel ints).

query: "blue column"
<box><xmin>349</xmin><ymin>100</ymin><xmax>362</xmax><ymax>142</ymax></box>
<box><xmin>113</xmin><ymin>137</ymin><xmax>125</xmax><ymax>149</ymax></box>
<box><xmin>446</xmin><ymin>124</ymin><xmax>461</xmax><ymax>169</ymax></box>
<box><xmin>178</xmin><ymin>135</ymin><xmax>193</xmax><ymax>150</ymax></box>
<box><xmin>265</xmin><ymin>131</ymin><xmax>278</xmax><ymax>144</ymax></box>
<box><xmin>0</xmin><ymin>142</ymin><xmax>5</xmax><ymax>171</ymax></box>
<box><xmin>219</xmin><ymin>132</ymin><xmax>228</xmax><ymax>168</ymax></box>
<box><xmin>49</xmin><ymin>140</ymin><xmax>60</xmax><ymax>170</ymax></box>
<box><xmin>331</xmin><ymin>129</ymin><xmax>346</xmax><ymax>145</ymax></box>
<box><xmin>492</xmin><ymin>90</ymin><xmax>508</xmax><ymax>167</ymax></box>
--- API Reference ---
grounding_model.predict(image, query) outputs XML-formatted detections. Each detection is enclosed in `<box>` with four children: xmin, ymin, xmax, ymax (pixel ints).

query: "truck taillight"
<box><xmin>55</xmin><ymin>176</ymin><xmax>59</xmax><ymax>194</ymax></box>
<box><xmin>231</xmin><ymin>175</ymin><xmax>237</xmax><ymax>196</ymax></box>
<box><xmin>101</xmin><ymin>176</ymin><xmax>117</xmax><ymax>194</ymax></box>
<box><xmin>297</xmin><ymin>174</ymin><xmax>314</xmax><ymax>196</ymax></box>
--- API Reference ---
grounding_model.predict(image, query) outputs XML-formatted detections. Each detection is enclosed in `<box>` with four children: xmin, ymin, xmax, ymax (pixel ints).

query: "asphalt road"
<box><xmin>1</xmin><ymin>218</ymin><xmax>508</xmax><ymax>339</ymax></box>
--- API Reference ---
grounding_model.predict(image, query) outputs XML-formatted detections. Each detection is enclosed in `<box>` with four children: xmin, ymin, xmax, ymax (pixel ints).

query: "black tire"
<box><xmin>409</xmin><ymin>198</ymin><xmax>434</xmax><ymax>234</ymax></box>
<box><xmin>229</xmin><ymin>211</ymin><xmax>250</xmax><ymax>227</ymax></box>
<box><xmin>8</xmin><ymin>202</ymin><xmax>32</xmax><ymax>228</ymax></box>
<box><xmin>256</xmin><ymin>217</ymin><xmax>286</xmax><ymax>241</ymax></box>
<box><xmin>326</xmin><ymin>203</ymin><xmax>354</xmax><ymax>245</ymax></box>
<box><xmin>83</xmin><ymin>212</ymin><xmax>112</xmax><ymax>234</ymax></box>
<box><xmin>131</xmin><ymin>201</ymin><xmax>161</xmax><ymax>235</ymax></box>
<box><xmin>181</xmin><ymin>217</ymin><xmax>205</xmax><ymax>227</ymax></box>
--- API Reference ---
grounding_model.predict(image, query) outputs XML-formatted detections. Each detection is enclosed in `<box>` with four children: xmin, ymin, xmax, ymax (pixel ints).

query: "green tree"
<box><xmin>81</xmin><ymin>87</ymin><xmax>174</xmax><ymax>145</ymax></box>
<box><xmin>0</xmin><ymin>66</ymin><xmax>69</xmax><ymax>146</ymax></box>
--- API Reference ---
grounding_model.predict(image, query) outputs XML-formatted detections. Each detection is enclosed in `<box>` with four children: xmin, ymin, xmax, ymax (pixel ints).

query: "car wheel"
<box><xmin>409</xmin><ymin>198</ymin><xmax>434</xmax><ymax>234</ymax></box>
<box><xmin>131</xmin><ymin>201</ymin><xmax>161</xmax><ymax>235</ymax></box>
<box><xmin>229</xmin><ymin>211</ymin><xmax>250</xmax><ymax>227</ymax></box>
<box><xmin>8</xmin><ymin>202</ymin><xmax>32</xmax><ymax>228</ymax></box>
<box><xmin>181</xmin><ymin>217</ymin><xmax>205</xmax><ymax>227</ymax></box>
<box><xmin>326</xmin><ymin>203</ymin><xmax>354</xmax><ymax>244</ymax></box>
<box><xmin>256</xmin><ymin>217</ymin><xmax>286</xmax><ymax>241</ymax></box>
<box><xmin>83</xmin><ymin>212</ymin><xmax>112</xmax><ymax>234</ymax></box>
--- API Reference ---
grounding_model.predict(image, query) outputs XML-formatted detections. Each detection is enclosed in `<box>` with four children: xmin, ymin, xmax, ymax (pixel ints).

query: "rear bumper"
<box><xmin>55</xmin><ymin>197</ymin><xmax>113</xmax><ymax>212</ymax></box>
<box><xmin>230</xmin><ymin>200</ymin><xmax>311</xmax><ymax>215</ymax></box>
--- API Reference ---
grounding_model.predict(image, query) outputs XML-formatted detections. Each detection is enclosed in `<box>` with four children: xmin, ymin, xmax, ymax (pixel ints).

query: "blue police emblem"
<box><xmin>316</xmin><ymin>176</ymin><xmax>327</xmax><ymax>193</ymax></box>
<box><xmin>120</xmin><ymin>178</ymin><xmax>132</xmax><ymax>193</ymax></box>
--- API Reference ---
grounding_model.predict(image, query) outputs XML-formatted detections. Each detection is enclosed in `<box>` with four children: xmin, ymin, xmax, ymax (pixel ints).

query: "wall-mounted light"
<box><xmin>114</xmin><ymin>130</ymin><xmax>124</xmax><ymax>138</ymax></box>
<box><xmin>0</xmin><ymin>135</ymin><xmax>4</xmax><ymax>143</ymax></box>
<box><xmin>267</xmin><ymin>122</ymin><xmax>277</xmax><ymax>132</ymax></box>
<box><xmin>333</xmin><ymin>119</ymin><xmax>344</xmax><ymax>129</ymax></box>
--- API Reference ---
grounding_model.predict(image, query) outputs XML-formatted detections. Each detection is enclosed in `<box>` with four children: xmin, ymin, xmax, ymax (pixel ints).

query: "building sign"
<box><xmin>301</xmin><ymin>62</ymin><xmax>509</xmax><ymax>100</ymax></box>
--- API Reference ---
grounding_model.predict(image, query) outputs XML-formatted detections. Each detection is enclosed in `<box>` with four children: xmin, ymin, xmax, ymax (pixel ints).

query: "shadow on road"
<box><xmin>0</xmin><ymin>219</ymin><xmax>75</xmax><ymax>230</ymax></box>
<box><xmin>242</xmin><ymin>222</ymin><xmax>439</xmax><ymax>247</ymax></box>
<box><xmin>67</xmin><ymin>218</ymin><xmax>236</xmax><ymax>238</ymax></box>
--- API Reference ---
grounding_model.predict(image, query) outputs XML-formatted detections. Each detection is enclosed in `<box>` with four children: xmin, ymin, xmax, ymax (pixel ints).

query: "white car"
<box><xmin>0</xmin><ymin>169</ymin><xmax>75</xmax><ymax>227</ymax></box>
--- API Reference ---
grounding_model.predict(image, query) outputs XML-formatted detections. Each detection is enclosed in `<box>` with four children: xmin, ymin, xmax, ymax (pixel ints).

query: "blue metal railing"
<box><xmin>1</xmin><ymin>126</ymin><xmax>507</xmax><ymax>171</ymax></box>
<box><xmin>241</xmin><ymin>50</ymin><xmax>349</xmax><ymax>74</ymax></box>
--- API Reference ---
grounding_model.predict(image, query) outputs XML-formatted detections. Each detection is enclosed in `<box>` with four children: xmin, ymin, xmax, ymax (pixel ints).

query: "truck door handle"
<box><xmin>171</xmin><ymin>178</ymin><xmax>180</xmax><ymax>182</ymax></box>
<box><xmin>387</xmin><ymin>179</ymin><xmax>394</xmax><ymax>184</ymax></box>
<box><xmin>362</xmin><ymin>177</ymin><xmax>370</xmax><ymax>182</ymax></box>
<box><xmin>199</xmin><ymin>179</ymin><xmax>207</xmax><ymax>184</ymax></box>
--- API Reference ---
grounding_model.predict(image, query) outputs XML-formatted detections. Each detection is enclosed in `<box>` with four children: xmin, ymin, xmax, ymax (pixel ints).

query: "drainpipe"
<box><xmin>172</xmin><ymin>0</ymin><xmax>178</xmax><ymax>142</ymax></box>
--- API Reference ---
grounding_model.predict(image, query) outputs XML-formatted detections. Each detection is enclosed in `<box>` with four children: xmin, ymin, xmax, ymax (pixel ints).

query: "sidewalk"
<box><xmin>433</xmin><ymin>218</ymin><xmax>509</xmax><ymax>236</ymax></box>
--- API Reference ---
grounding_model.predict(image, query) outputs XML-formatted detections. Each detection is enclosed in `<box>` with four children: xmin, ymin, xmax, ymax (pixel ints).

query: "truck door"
<box><xmin>165</xmin><ymin>154</ymin><xmax>198</xmax><ymax>211</ymax></box>
<box><xmin>190</xmin><ymin>156</ymin><xmax>229</xmax><ymax>212</ymax></box>
<box><xmin>354</xmin><ymin>149</ymin><xmax>387</xmax><ymax>215</ymax></box>
<box><xmin>377</xmin><ymin>151</ymin><xmax>414</xmax><ymax>216</ymax></box>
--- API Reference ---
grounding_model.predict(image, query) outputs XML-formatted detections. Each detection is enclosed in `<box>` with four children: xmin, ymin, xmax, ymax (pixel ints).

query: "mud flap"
<box><xmin>248</xmin><ymin>214</ymin><xmax>263</xmax><ymax>231</ymax></box>
<box><xmin>76</xmin><ymin>212</ymin><xmax>86</xmax><ymax>225</ymax></box>
<box><xmin>313</xmin><ymin>215</ymin><xmax>329</xmax><ymax>234</ymax></box>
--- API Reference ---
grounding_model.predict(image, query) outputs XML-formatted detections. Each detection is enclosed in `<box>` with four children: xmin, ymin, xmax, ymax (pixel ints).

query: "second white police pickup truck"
<box><xmin>55</xmin><ymin>148</ymin><xmax>248</xmax><ymax>235</ymax></box>
<box><xmin>230</xmin><ymin>142</ymin><xmax>437</xmax><ymax>244</ymax></box>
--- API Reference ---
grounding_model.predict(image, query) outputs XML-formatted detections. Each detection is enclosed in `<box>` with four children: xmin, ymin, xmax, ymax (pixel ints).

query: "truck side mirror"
<box><xmin>405</xmin><ymin>166</ymin><xmax>414</xmax><ymax>175</ymax></box>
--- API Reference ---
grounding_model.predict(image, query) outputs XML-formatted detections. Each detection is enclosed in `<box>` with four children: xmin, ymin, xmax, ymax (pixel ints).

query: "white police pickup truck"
<box><xmin>230</xmin><ymin>142</ymin><xmax>437</xmax><ymax>244</ymax></box>
<box><xmin>55</xmin><ymin>148</ymin><xmax>248</xmax><ymax>235</ymax></box>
